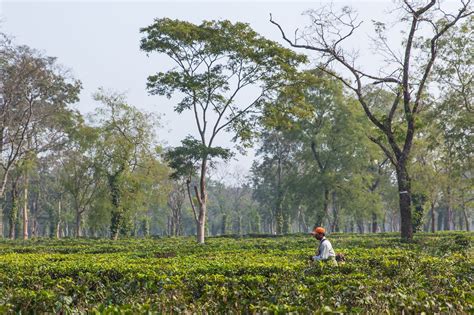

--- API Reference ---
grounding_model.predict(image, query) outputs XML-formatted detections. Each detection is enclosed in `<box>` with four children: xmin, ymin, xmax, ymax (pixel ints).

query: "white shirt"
<box><xmin>312</xmin><ymin>237</ymin><xmax>336</xmax><ymax>261</ymax></box>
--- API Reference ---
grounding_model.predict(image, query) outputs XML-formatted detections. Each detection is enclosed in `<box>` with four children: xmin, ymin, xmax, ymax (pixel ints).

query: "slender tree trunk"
<box><xmin>196</xmin><ymin>158</ymin><xmax>208</xmax><ymax>244</ymax></box>
<box><xmin>258</xmin><ymin>218</ymin><xmax>263</xmax><ymax>233</ymax></box>
<box><xmin>109</xmin><ymin>167</ymin><xmax>124</xmax><ymax>240</ymax></box>
<box><xmin>462</xmin><ymin>209</ymin><xmax>470</xmax><ymax>232</ymax></box>
<box><xmin>389</xmin><ymin>211</ymin><xmax>394</xmax><ymax>232</ymax></box>
<box><xmin>396</xmin><ymin>164</ymin><xmax>413</xmax><ymax>240</ymax></box>
<box><xmin>349</xmin><ymin>220</ymin><xmax>354</xmax><ymax>233</ymax></box>
<box><xmin>322</xmin><ymin>188</ymin><xmax>330</xmax><ymax>227</ymax></box>
<box><xmin>171</xmin><ymin>214</ymin><xmax>175</xmax><ymax>236</ymax></box>
<box><xmin>23</xmin><ymin>172</ymin><xmax>29</xmax><ymax>240</ymax></box>
<box><xmin>9</xmin><ymin>181</ymin><xmax>18</xmax><ymax>239</ymax></box>
<box><xmin>381</xmin><ymin>212</ymin><xmax>386</xmax><ymax>233</ymax></box>
<box><xmin>331</xmin><ymin>191</ymin><xmax>339</xmax><ymax>232</ymax></box>
<box><xmin>275</xmin><ymin>154</ymin><xmax>283</xmax><ymax>234</ymax></box>
<box><xmin>75</xmin><ymin>208</ymin><xmax>82</xmax><ymax>237</ymax></box>
<box><xmin>446</xmin><ymin>186</ymin><xmax>453</xmax><ymax>230</ymax></box>
<box><xmin>269</xmin><ymin>216</ymin><xmax>274</xmax><ymax>235</ymax></box>
<box><xmin>56</xmin><ymin>199</ymin><xmax>62</xmax><ymax>239</ymax></box>
<box><xmin>357</xmin><ymin>221</ymin><xmax>364</xmax><ymax>234</ymax></box>
<box><xmin>176</xmin><ymin>209</ymin><xmax>181</xmax><ymax>236</ymax></box>
<box><xmin>171</xmin><ymin>214</ymin><xmax>176</xmax><ymax>236</ymax></box>
<box><xmin>237</xmin><ymin>215</ymin><xmax>242</xmax><ymax>235</ymax></box>
<box><xmin>461</xmin><ymin>194</ymin><xmax>470</xmax><ymax>231</ymax></box>
<box><xmin>458</xmin><ymin>211</ymin><xmax>463</xmax><ymax>231</ymax></box>
<box><xmin>31</xmin><ymin>193</ymin><xmax>39</xmax><ymax>238</ymax></box>
<box><xmin>372</xmin><ymin>212</ymin><xmax>378</xmax><ymax>233</ymax></box>
<box><xmin>437</xmin><ymin>207</ymin><xmax>444</xmax><ymax>231</ymax></box>
<box><xmin>0</xmin><ymin>199</ymin><xmax>3</xmax><ymax>238</ymax></box>
<box><xmin>298</xmin><ymin>209</ymin><xmax>303</xmax><ymax>232</ymax></box>
<box><xmin>221</xmin><ymin>213</ymin><xmax>227</xmax><ymax>235</ymax></box>
<box><xmin>32</xmin><ymin>218</ymin><xmax>37</xmax><ymax>238</ymax></box>
<box><xmin>431</xmin><ymin>202</ymin><xmax>436</xmax><ymax>233</ymax></box>
<box><xmin>443</xmin><ymin>206</ymin><xmax>450</xmax><ymax>231</ymax></box>
<box><xmin>167</xmin><ymin>216</ymin><xmax>171</xmax><ymax>236</ymax></box>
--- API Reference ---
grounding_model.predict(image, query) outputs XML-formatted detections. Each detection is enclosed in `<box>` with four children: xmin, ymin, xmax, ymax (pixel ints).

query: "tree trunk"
<box><xmin>31</xmin><ymin>195</ymin><xmax>38</xmax><ymax>238</ymax></box>
<box><xmin>462</xmin><ymin>209</ymin><xmax>470</xmax><ymax>232</ymax></box>
<box><xmin>357</xmin><ymin>220</ymin><xmax>364</xmax><ymax>234</ymax></box>
<box><xmin>458</xmin><ymin>211</ymin><xmax>463</xmax><ymax>231</ymax></box>
<box><xmin>446</xmin><ymin>186</ymin><xmax>453</xmax><ymax>230</ymax></box>
<box><xmin>9</xmin><ymin>181</ymin><xmax>18</xmax><ymax>239</ymax></box>
<box><xmin>461</xmin><ymin>195</ymin><xmax>470</xmax><ymax>231</ymax></box>
<box><xmin>275</xmin><ymin>209</ymin><xmax>283</xmax><ymax>234</ymax></box>
<box><xmin>331</xmin><ymin>191</ymin><xmax>339</xmax><ymax>232</ymax></box>
<box><xmin>443</xmin><ymin>206</ymin><xmax>450</xmax><ymax>231</ymax></box>
<box><xmin>275</xmin><ymin>154</ymin><xmax>283</xmax><ymax>235</ymax></box>
<box><xmin>75</xmin><ymin>209</ymin><xmax>82</xmax><ymax>237</ymax></box>
<box><xmin>56</xmin><ymin>199</ymin><xmax>62</xmax><ymax>239</ymax></box>
<box><xmin>221</xmin><ymin>213</ymin><xmax>227</xmax><ymax>235</ymax></box>
<box><xmin>23</xmin><ymin>174</ymin><xmax>29</xmax><ymax>240</ymax></box>
<box><xmin>109</xmin><ymin>168</ymin><xmax>124</xmax><ymax>240</ymax></box>
<box><xmin>381</xmin><ymin>213</ymin><xmax>386</xmax><ymax>233</ymax></box>
<box><xmin>396</xmin><ymin>165</ymin><xmax>413</xmax><ymax>240</ymax></box>
<box><xmin>430</xmin><ymin>202</ymin><xmax>436</xmax><ymax>233</ymax></box>
<box><xmin>237</xmin><ymin>215</ymin><xmax>242</xmax><ymax>235</ymax></box>
<box><xmin>167</xmin><ymin>215</ymin><xmax>171</xmax><ymax>236</ymax></box>
<box><xmin>177</xmin><ymin>210</ymin><xmax>182</xmax><ymax>236</ymax></box>
<box><xmin>195</xmin><ymin>157</ymin><xmax>208</xmax><ymax>244</ymax></box>
<box><xmin>372</xmin><ymin>212</ymin><xmax>378</xmax><ymax>233</ymax></box>
<box><xmin>0</xmin><ymin>199</ymin><xmax>3</xmax><ymax>238</ymax></box>
<box><xmin>197</xmin><ymin>204</ymin><xmax>206</xmax><ymax>244</ymax></box>
<box><xmin>323</xmin><ymin>188</ymin><xmax>329</xmax><ymax>224</ymax></box>
<box><xmin>437</xmin><ymin>207</ymin><xmax>444</xmax><ymax>231</ymax></box>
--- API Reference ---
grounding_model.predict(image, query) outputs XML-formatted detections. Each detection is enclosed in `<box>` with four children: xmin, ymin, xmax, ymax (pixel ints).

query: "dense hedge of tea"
<box><xmin>0</xmin><ymin>232</ymin><xmax>471</xmax><ymax>313</ymax></box>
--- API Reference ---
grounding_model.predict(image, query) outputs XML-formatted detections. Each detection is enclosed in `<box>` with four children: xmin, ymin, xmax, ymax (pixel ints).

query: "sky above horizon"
<box><xmin>0</xmin><ymin>0</ymin><xmax>461</xmax><ymax>181</ymax></box>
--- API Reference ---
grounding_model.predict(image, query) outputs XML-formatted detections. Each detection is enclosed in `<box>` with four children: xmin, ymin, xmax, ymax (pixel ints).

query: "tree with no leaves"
<box><xmin>271</xmin><ymin>0</ymin><xmax>472</xmax><ymax>240</ymax></box>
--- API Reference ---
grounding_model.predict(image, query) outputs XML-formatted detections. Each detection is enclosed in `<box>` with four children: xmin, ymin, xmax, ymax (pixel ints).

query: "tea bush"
<box><xmin>0</xmin><ymin>232</ymin><xmax>472</xmax><ymax>313</ymax></box>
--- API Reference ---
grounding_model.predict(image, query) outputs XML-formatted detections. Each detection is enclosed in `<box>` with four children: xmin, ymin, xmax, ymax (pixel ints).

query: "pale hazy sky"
<box><xmin>0</xmin><ymin>0</ymin><xmax>461</xmax><ymax>177</ymax></box>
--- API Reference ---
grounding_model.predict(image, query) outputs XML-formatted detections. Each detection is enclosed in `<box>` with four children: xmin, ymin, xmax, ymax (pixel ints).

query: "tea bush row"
<box><xmin>0</xmin><ymin>232</ymin><xmax>471</xmax><ymax>313</ymax></box>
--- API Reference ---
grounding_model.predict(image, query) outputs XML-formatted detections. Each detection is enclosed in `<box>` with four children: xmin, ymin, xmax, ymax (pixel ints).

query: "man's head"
<box><xmin>311</xmin><ymin>226</ymin><xmax>325</xmax><ymax>240</ymax></box>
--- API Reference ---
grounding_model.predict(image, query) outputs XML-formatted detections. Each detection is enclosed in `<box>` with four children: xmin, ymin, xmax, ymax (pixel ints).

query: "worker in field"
<box><xmin>309</xmin><ymin>226</ymin><xmax>338</xmax><ymax>266</ymax></box>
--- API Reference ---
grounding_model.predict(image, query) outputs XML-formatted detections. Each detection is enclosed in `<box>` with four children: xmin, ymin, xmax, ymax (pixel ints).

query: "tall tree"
<box><xmin>92</xmin><ymin>90</ymin><xmax>159</xmax><ymax>240</ymax></box>
<box><xmin>262</xmin><ymin>70</ymin><xmax>384</xmax><ymax>232</ymax></box>
<box><xmin>0</xmin><ymin>37</ymin><xmax>81</xmax><ymax>201</ymax></box>
<box><xmin>60</xmin><ymin>123</ymin><xmax>100</xmax><ymax>237</ymax></box>
<box><xmin>252</xmin><ymin>129</ymin><xmax>300</xmax><ymax>234</ymax></box>
<box><xmin>432</xmin><ymin>17</ymin><xmax>473</xmax><ymax>231</ymax></box>
<box><xmin>141</xmin><ymin>19</ymin><xmax>305</xmax><ymax>243</ymax></box>
<box><xmin>271</xmin><ymin>1</ymin><xmax>472</xmax><ymax>240</ymax></box>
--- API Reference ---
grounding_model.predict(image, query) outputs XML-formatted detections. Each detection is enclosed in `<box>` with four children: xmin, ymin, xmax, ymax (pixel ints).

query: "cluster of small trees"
<box><xmin>1</xmin><ymin>1</ymin><xmax>471</xmax><ymax>242</ymax></box>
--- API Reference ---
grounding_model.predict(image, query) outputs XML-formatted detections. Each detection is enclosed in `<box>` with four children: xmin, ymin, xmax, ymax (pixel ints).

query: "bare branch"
<box><xmin>368</xmin><ymin>135</ymin><xmax>396</xmax><ymax>166</ymax></box>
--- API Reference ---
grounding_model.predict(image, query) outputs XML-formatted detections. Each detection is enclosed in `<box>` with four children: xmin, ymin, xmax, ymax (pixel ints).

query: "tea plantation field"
<box><xmin>0</xmin><ymin>232</ymin><xmax>472</xmax><ymax>313</ymax></box>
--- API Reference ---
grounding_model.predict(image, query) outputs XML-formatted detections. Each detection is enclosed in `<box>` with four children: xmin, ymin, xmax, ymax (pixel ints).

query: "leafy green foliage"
<box><xmin>164</xmin><ymin>136</ymin><xmax>233</xmax><ymax>180</ymax></box>
<box><xmin>140</xmin><ymin>18</ymin><xmax>307</xmax><ymax>146</ymax></box>
<box><xmin>256</xmin><ymin>70</ymin><xmax>390</xmax><ymax>231</ymax></box>
<box><xmin>90</xmin><ymin>90</ymin><xmax>168</xmax><ymax>239</ymax></box>
<box><xmin>0</xmin><ymin>233</ymin><xmax>471</xmax><ymax>313</ymax></box>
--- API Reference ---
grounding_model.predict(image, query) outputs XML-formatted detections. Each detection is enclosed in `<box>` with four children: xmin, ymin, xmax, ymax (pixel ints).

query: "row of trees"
<box><xmin>1</xmin><ymin>0</ymin><xmax>471</xmax><ymax>242</ymax></box>
<box><xmin>0</xmin><ymin>36</ymin><xmax>172</xmax><ymax>239</ymax></box>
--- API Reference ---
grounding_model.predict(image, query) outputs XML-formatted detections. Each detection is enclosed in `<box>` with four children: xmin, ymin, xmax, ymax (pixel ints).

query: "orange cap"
<box><xmin>312</xmin><ymin>227</ymin><xmax>325</xmax><ymax>234</ymax></box>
